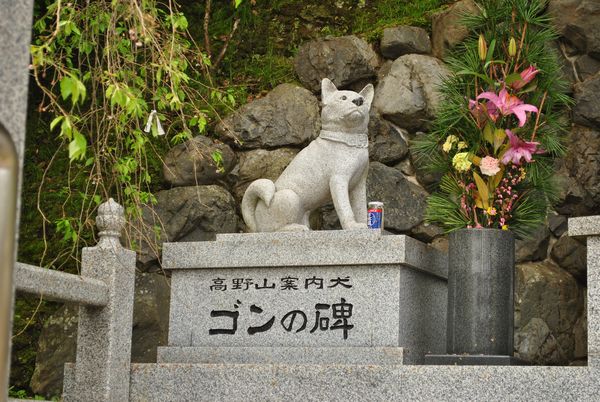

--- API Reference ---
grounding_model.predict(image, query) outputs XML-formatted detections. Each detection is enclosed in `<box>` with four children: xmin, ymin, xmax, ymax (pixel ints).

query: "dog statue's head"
<box><xmin>320</xmin><ymin>78</ymin><xmax>374</xmax><ymax>134</ymax></box>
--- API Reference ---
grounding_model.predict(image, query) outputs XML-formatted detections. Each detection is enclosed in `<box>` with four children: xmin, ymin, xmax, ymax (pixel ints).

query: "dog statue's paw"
<box><xmin>345</xmin><ymin>222</ymin><xmax>368</xmax><ymax>230</ymax></box>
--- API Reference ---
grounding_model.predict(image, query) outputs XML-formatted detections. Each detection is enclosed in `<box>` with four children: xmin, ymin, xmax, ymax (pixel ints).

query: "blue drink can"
<box><xmin>367</xmin><ymin>201</ymin><xmax>384</xmax><ymax>231</ymax></box>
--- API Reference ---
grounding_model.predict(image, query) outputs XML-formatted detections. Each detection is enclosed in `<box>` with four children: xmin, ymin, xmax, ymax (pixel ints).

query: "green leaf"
<box><xmin>505</xmin><ymin>73</ymin><xmax>522</xmax><ymax>86</ymax></box>
<box><xmin>485</xmin><ymin>39</ymin><xmax>496</xmax><ymax>66</ymax></box>
<box><xmin>235</xmin><ymin>0</ymin><xmax>243</xmax><ymax>8</ymax></box>
<box><xmin>50</xmin><ymin>116</ymin><xmax>63</xmax><ymax>131</ymax></box>
<box><xmin>60</xmin><ymin>76</ymin><xmax>74</xmax><ymax>102</ymax></box>
<box><xmin>494</xmin><ymin>128</ymin><xmax>507</xmax><ymax>153</ymax></box>
<box><xmin>473</xmin><ymin>172</ymin><xmax>490</xmax><ymax>209</ymax></box>
<box><xmin>483</xmin><ymin>123</ymin><xmax>494</xmax><ymax>144</ymax></box>
<box><xmin>68</xmin><ymin>130</ymin><xmax>87</xmax><ymax>161</ymax></box>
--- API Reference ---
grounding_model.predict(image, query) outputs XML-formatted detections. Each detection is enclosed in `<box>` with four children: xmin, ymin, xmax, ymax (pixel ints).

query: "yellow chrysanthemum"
<box><xmin>452</xmin><ymin>152</ymin><xmax>472</xmax><ymax>172</ymax></box>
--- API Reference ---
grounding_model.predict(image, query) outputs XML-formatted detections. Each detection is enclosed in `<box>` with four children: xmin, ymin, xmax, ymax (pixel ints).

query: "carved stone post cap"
<box><xmin>96</xmin><ymin>198</ymin><xmax>125</xmax><ymax>248</ymax></box>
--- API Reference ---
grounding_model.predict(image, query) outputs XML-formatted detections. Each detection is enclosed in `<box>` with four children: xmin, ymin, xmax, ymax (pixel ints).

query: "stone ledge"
<box><xmin>568</xmin><ymin>216</ymin><xmax>600</xmax><ymax>237</ymax></box>
<box><xmin>162</xmin><ymin>232</ymin><xmax>447</xmax><ymax>280</ymax></box>
<box><xmin>157</xmin><ymin>346</ymin><xmax>404</xmax><ymax>365</ymax></box>
<box><xmin>128</xmin><ymin>363</ymin><xmax>598</xmax><ymax>401</ymax></box>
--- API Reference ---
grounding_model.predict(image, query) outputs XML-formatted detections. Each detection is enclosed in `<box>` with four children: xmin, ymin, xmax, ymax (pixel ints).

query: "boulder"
<box><xmin>548</xmin><ymin>0</ymin><xmax>600</xmax><ymax>59</ymax></box>
<box><xmin>294</xmin><ymin>35</ymin><xmax>379</xmax><ymax>92</ymax></box>
<box><xmin>548</xmin><ymin>213</ymin><xmax>568</xmax><ymax>237</ymax></box>
<box><xmin>431</xmin><ymin>0</ymin><xmax>480</xmax><ymax>59</ymax></box>
<box><xmin>380</xmin><ymin>26</ymin><xmax>432</xmax><ymax>59</ymax></box>
<box><xmin>233</xmin><ymin>147</ymin><xmax>299</xmax><ymax>202</ymax></box>
<box><xmin>163</xmin><ymin>135</ymin><xmax>236</xmax><ymax>187</ymax></box>
<box><xmin>515</xmin><ymin>261</ymin><xmax>585</xmax><ymax>363</ymax></box>
<box><xmin>215</xmin><ymin>84</ymin><xmax>320</xmax><ymax>149</ymax></box>
<box><xmin>514</xmin><ymin>318</ymin><xmax>567</xmax><ymax>365</ymax></box>
<box><xmin>30</xmin><ymin>303</ymin><xmax>78</xmax><ymax>398</ymax></box>
<box><xmin>366</xmin><ymin>162</ymin><xmax>429</xmax><ymax>232</ymax></box>
<box><xmin>573</xmin><ymin>74</ymin><xmax>600</xmax><ymax>128</ymax></box>
<box><xmin>373</xmin><ymin>54</ymin><xmax>450</xmax><ymax>131</ymax></box>
<box><xmin>368</xmin><ymin>112</ymin><xmax>409</xmax><ymax>165</ymax></box>
<box><xmin>138</xmin><ymin>185</ymin><xmax>238</xmax><ymax>267</ymax></box>
<box><xmin>515</xmin><ymin>225</ymin><xmax>551</xmax><ymax>263</ymax></box>
<box><xmin>575</xmin><ymin>55</ymin><xmax>600</xmax><ymax>81</ymax></box>
<box><xmin>563</xmin><ymin>125</ymin><xmax>600</xmax><ymax>210</ymax></box>
<box><xmin>551</xmin><ymin>234</ymin><xmax>587</xmax><ymax>282</ymax></box>
<box><xmin>131</xmin><ymin>272</ymin><xmax>171</xmax><ymax>362</ymax></box>
<box><xmin>30</xmin><ymin>272</ymin><xmax>171</xmax><ymax>398</ymax></box>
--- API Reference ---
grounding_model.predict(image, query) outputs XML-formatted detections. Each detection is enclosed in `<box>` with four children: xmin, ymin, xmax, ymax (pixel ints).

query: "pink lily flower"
<box><xmin>468</xmin><ymin>99</ymin><xmax>495</xmax><ymax>127</ymax></box>
<box><xmin>501</xmin><ymin>129</ymin><xmax>544</xmax><ymax>165</ymax></box>
<box><xmin>511</xmin><ymin>66</ymin><xmax>539</xmax><ymax>91</ymax></box>
<box><xmin>476</xmin><ymin>88</ymin><xmax>538</xmax><ymax>127</ymax></box>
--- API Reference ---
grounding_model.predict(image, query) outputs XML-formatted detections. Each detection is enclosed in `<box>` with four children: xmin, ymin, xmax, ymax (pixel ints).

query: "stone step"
<box><xmin>157</xmin><ymin>346</ymin><xmax>404</xmax><ymax>365</ymax></box>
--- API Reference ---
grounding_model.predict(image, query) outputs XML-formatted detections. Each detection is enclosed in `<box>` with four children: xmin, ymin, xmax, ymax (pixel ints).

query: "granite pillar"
<box><xmin>569</xmin><ymin>216</ymin><xmax>600</xmax><ymax>367</ymax></box>
<box><xmin>0</xmin><ymin>0</ymin><xmax>34</xmax><ymax>396</ymax></box>
<box><xmin>66</xmin><ymin>200</ymin><xmax>136</xmax><ymax>401</ymax></box>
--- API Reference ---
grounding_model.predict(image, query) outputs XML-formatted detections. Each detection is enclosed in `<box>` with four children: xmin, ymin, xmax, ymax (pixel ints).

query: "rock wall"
<box><xmin>31</xmin><ymin>0</ymin><xmax>600</xmax><ymax>395</ymax></box>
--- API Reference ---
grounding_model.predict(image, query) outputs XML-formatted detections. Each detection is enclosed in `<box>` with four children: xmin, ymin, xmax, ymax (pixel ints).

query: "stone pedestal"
<box><xmin>161</xmin><ymin>231</ymin><xmax>448</xmax><ymax>364</ymax></box>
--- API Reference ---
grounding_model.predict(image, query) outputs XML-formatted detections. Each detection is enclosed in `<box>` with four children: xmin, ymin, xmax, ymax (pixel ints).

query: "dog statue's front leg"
<box><xmin>350</xmin><ymin>169</ymin><xmax>368</xmax><ymax>225</ymax></box>
<box><xmin>330</xmin><ymin>175</ymin><xmax>367</xmax><ymax>230</ymax></box>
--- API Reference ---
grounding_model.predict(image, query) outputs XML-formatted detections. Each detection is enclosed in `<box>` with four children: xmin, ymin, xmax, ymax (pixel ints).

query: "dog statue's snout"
<box><xmin>352</xmin><ymin>97</ymin><xmax>364</xmax><ymax>106</ymax></box>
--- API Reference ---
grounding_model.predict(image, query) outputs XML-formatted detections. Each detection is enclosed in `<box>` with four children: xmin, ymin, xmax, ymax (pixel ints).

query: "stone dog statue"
<box><xmin>242</xmin><ymin>78</ymin><xmax>374</xmax><ymax>232</ymax></box>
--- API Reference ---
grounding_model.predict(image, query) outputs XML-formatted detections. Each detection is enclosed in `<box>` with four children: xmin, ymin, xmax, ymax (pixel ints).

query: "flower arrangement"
<box><xmin>413</xmin><ymin>0</ymin><xmax>572</xmax><ymax>238</ymax></box>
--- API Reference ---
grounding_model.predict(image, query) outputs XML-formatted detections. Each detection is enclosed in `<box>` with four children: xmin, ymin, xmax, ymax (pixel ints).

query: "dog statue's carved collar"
<box><xmin>319</xmin><ymin>130</ymin><xmax>368</xmax><ymax>148</ymax></box>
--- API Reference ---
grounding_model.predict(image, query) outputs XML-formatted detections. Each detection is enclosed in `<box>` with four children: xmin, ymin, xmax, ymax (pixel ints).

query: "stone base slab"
<box><xmin>127</xmin><ymin>363</ymin><xmax>598</xmax><ymax>401</ymax></box>
<box><xmin>424</xmin><ymin>354</ymin><xmax>528</xmax><ymax>366</ymax></box>
<box><xmin>157</xmin><ymin>346</ymin><xmax>404</xmax><ymax>365</ymax></box>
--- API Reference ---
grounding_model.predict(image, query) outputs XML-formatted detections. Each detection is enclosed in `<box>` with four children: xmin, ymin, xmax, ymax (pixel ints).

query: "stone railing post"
<box><xmin>72</xmin><ymin>199</ymin><xmax>135</xmax><ymax>401</ymax></box>
<box><xmin>569</xmin><ymin>216</ymin><xmax>600</xmax><ymax>367</ymax></box>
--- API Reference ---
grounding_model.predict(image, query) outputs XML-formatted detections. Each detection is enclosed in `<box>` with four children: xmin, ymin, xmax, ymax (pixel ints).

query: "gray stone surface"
<box><xmin>163</xmin><ymin>135</ymin><xmax>236</xmax><ymax>187</ymax></box>
<box><xmin>574</xmin><ymin>75</ymin><xmax>600</xmax><ymax>128</ymax></box>
<box><xmin>128</xmin><ymin>364</ymin><xmax>600</xmax><ymax>401</ymax></box>
<box><xmin>515</xmin><ymin>225</ymin><xmax>551</xmax><ymax>263</ymax></box>
<box><xmin>241</xmin><ymin>79</ymin><xmax>373</xmax><ymax>232</ymax></box>
<box><xmin>1</xmin><ymin>1</ymin><xmax>34</xmax><ymax>394</ymax></box>
<box><xmin>373</xmin><ymin>54</ymin><xmax>449</xmax><ymax>131</ymax></box>
<box><xmin>157</xmin><ymin>346</ymin><xmax>404</xmax><ymax>365</ymax></box>
<box><xmin>163</xmin><ymin>232</ymin><xmax>447</xmax><ymax>364</ymax></box>
<box><xmin>368</xmin><ymin>113</ymin><xmax>409</xmax><ymax>165</ymax></box>
<box><xmin>569</xmin><ymin>215</ymin><xmax>600</xmax><ymax>237</ymax></box>
<box><xmin>215</xmin><ymin>84</ymin><xmax>320</xmax><ymax>149</ymax></box>
<box><xmin>549</xmin><ymin>0</ymin><xmax>600</xmax><ymax>59</ymax></box>
<box><xmin>0</xmin><ymin>0</ymin><xmax>33</xmax><ymax>196</ymax></box>
<box><xmin>367</xmin><ymin>162</ymin><xmax>429</xmax><ymax>232</ymax></box>
<box><xmin>564</xmin><ymin>125</ymin><xmax>600</xmax><ymax>213</ymax></box>
<box><xmin>380</xmin><ymin>26</ymin><xmax>432</xmax><ymax>59</ymax></box>
<box><xmin>431</xmin><ymin>0</ymin><xmax>479</xmax><ymax>59</ymax></box>
<box><xmin>30</xmin><ymin>304</ymin><xmax>78</xmax><ymax>398</ymax></box>
<box><xmin>164</xmin><ymin>231</ymin><xmax>447</xmax><ymax>278</ymax></box>
<box><xmin>233</xmin><ymin>147</ymin><xmax>298</xmax><ymax>202</ymax></box>
<box><xmin>447</xmin><ymin>229</ymin><xmax>515</xmax><ymax>355</ymax></box>
<box><xmin>514</xmin><ymin>318</ymin><xmax>567</xmax><ymax>364</ymax></box>
<box><xmin>294</xmin><ymin>36</ymin><xmax>379</xmax><ymax>93</ymax></box>
<box><xmin>551</xmin><ymin>234</ymin><xmax>587</xmax><ymax>282</ymax></box>
<box><xmin>515</xmin><ymin>261</ymin><xmax>584</xmax><ymax>364</ymax></box>
<box><xmin>138</xmin><ymin>185</ymin><xmax>238</xmax><ymax>267</ymax></box>
<box><xmin>575</xmin><ymin>55</ymin><xmax>600</xmax><ymax>81</ymax></box>
<box><xmin>586</xmin><ymin>235</ymin><xmax>600</xmax><ymax>362</ymax></box>
<box><xmin>14</xmin><ymin>262</ymin><xmax>108</xmax><ymax>307</ymax></box>
<box><xmin>424</xmin><ymin>355</ymin><xmax>527</xmax><ymax>366</ymax></box>
<box><xmin>66</xmin><ymin>200</ymin><xmax>136</xmax><ymax>401</ymax></box>
<box><xmin>549</xmin><ymin>213</ymin><xmax>568</xmax><ymax>237</ymax></box>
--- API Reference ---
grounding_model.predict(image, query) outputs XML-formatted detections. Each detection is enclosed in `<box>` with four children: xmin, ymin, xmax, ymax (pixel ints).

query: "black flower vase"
<box><xmin>446</xmin><ymin>228</ymin><xmax>515</xmax><ymax>355</ymax></box>
<box><xmin>426</xmin><ymin>228</ymin><xmax>522</xmax><ymax>365</ymax></box>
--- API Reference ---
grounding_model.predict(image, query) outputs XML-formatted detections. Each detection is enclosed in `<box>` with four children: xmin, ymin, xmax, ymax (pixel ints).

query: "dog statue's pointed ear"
<box><xmin>359</xmin><ymin>83</ymin><xmax>375</xmax><ymax>107</ymax></box>
<box><xmin>321</xmin><ymin>78</ymin><xmax>338</xmax><ymax>102</ymax></box>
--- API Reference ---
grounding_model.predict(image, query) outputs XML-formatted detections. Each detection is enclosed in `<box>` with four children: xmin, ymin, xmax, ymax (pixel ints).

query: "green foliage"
<box><xmin>30</xmin><ymin>0</ymin><xmax>244</xmax><ymax>267</ymax></box>
<box><xmin>412</xmin><ymin>0</ymin><xmax>572</xmax><ymax>238</ymax></box>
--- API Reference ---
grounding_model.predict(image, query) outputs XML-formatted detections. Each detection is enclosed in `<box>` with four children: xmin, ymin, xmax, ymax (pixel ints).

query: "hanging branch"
<box><xmin>203</xmin><ymin>0</ymin><xmax>212</xmax><ymax>59</ymax></box>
